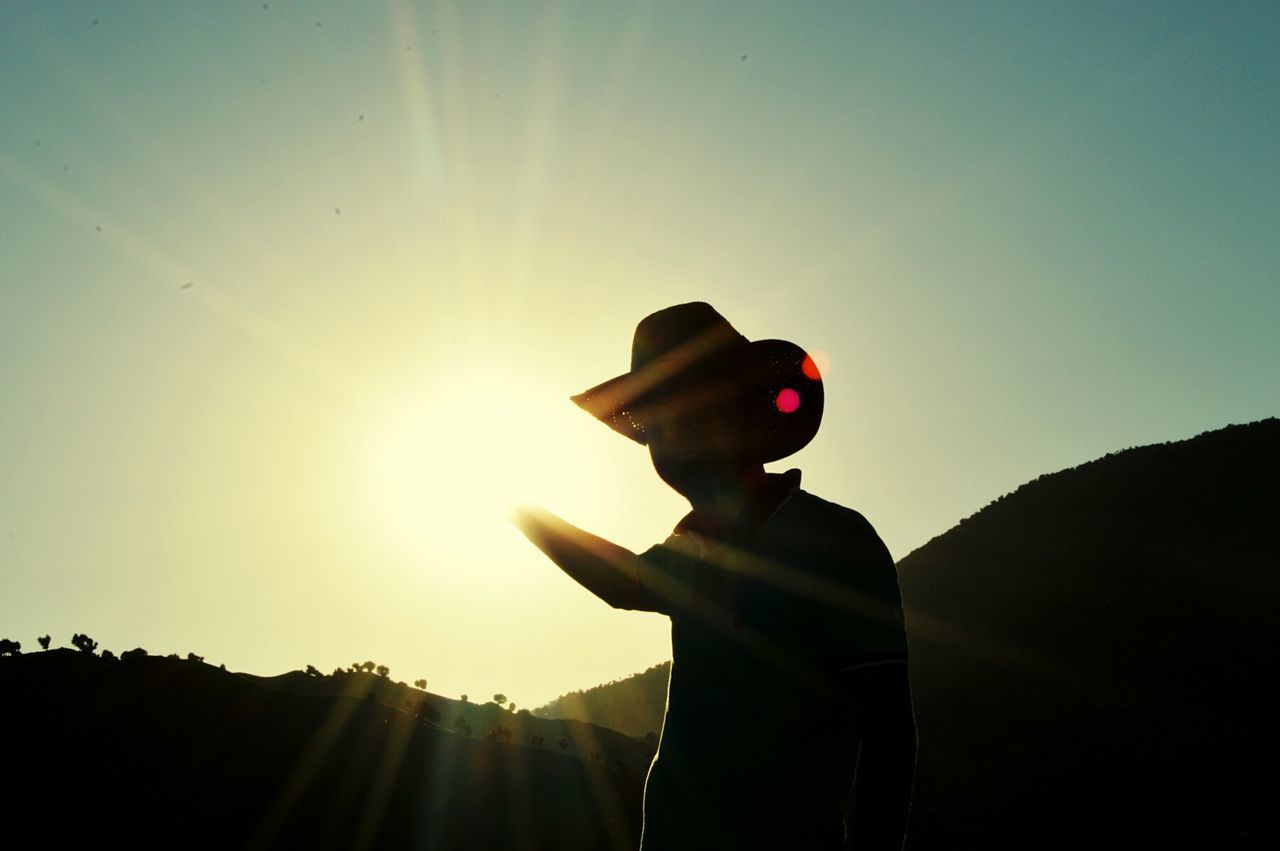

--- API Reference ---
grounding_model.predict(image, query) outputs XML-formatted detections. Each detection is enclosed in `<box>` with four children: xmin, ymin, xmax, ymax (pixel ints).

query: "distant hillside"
<box><xmin>532</xmin><ymin>660</ymin><xmax>670</xmax><ymax>741</ymax></box>
<box><xmin>0</xmin><ymin>650</ymin><xmax>653</xmax><ymax>849</ymax></box>
<box><xmin>899</xmin><ymin>417</ymin><xmax>1279</xmax><ymax>849</ymax></box>
<box><xmin>536</xmin><ymin>417</ymin><xmax>1279</xmax><ymax>849</ymax></box>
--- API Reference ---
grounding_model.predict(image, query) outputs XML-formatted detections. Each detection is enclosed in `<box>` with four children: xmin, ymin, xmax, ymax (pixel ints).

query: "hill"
<box><xmin>0</xmin><ymin>649</ymin><xmax>653</xmax><ymax>849</ymax></box>
<box><xmin>897</xmin><ymin>416</ymin><xmax>1279</xmax><ymax>848</ymax></box>
<box><xmin>532</xmin><ymin>660</ymin><xmax>670</xmax><ymax>742</ymax></box>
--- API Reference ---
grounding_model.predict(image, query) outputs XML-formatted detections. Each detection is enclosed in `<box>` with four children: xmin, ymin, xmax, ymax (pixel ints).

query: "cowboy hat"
<box><xmin>569</xmin><ymin>302</ymin><xmax>823</xmax><ymax>464</ymax></box>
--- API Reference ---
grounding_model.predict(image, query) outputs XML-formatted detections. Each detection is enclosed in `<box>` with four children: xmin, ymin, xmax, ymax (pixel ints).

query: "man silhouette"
<box><xmin>513</xmin><ymin>302</ymin><xmax>916</xmax><ymax>850</ymax></box>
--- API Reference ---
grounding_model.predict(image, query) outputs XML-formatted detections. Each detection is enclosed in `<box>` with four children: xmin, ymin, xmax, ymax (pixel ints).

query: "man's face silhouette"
<box><xmin>644</xmin><ymin>385</ymin><xmax>758</xmax><ymax>506</ymax></box>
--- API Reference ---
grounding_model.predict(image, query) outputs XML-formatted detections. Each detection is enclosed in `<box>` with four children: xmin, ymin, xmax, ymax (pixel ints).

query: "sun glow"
<box><xmin>361</xmin><ymin>365</ymin><xmax>592</xmax><ymax>568</ymax></box>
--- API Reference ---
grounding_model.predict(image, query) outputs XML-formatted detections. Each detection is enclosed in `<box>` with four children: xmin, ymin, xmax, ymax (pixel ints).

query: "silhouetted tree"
<box><xmin>485</xmin><ymin>725</ymin><xmax>513</xmax><ymax>743</ymax></box>
<box><xmin>70</xmin><ymin>633</ymin><xmax>97</xmax><ymax>654</ymax></box>
<box><xmin>376</xmin><ymin>665</ymin><xmax>389</xmax><ymax>678</ymax></box>
<box><xmin>331</xmin><ymin>667</ymin><xmax>345</xmax><ymax>677</ymax></box>
<box><xmin>187</xmin><ymin>652</ymin><xmax>204</xmax><ymax>663</ymax></box>
<box><xmin>492</xmin><ymin>693</ymin><xmax>507</xmax><ymax>705</ymax></box>
<box><xmin>38</xmin><ymin>635</ymin><xmax>50</xmax><ymax>651</ymax></box>
<box><xmin>414</xmin><ymin>700</ymin><xmax>440</xmax><ymax>725</ymax></box>
<box><xmin>361</xmin><ymin>661</ymin><xmax>376</xmax><ymax>673</ymax></box>
<box><xmin>304</xmin><ymin>664</ymin><xmax>322</xmax><ymax>677</ymax></box>
<box><xmin>121</xmin><ymin>648</ymin><xmax>147</xmax><ymax>662</ymax></box>
<box><xmin>101</xmin><ymin>649</ymin><xmax>117</xmax><ymax>661</ymax></box>
<box><xmin>507</xmin><ymin>702</ymin><xmax>516</xmax><ymax>712</ymax></box>
<box><xmin>460</xmin><ymin>694</ymin><xmax>468</xmax><ymax>703</ymax></box>
<box><xmin>0</xmin><ymin>639</ymin><xmax>20</xmax><ymax>656</ymax></box>
<box><xmin>219</xmin><ymin>663</ymin><xmax>226</xmax><ymax>671</ymax></box>
<box><xmin>414</xmin><ymin>678</ymin><xmax>427</xmax><ymax>690</ymax></box>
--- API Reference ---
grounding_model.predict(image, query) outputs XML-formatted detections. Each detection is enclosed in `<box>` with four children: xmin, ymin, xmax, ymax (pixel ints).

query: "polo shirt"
<box><xmin>629</xmin><ymin>467</ymin><xmax>909</xmax><ymax>850</ymax></box>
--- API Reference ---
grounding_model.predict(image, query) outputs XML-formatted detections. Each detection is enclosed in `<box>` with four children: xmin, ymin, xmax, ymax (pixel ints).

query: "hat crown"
<box><xmin>630</xmin><ymin>302</ymin><xmax>748</xmax><ymax>374</ymax></box>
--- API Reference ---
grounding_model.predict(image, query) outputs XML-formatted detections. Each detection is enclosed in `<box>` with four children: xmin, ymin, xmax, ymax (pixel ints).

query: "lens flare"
<box><xmin>775</xmin><ymin>387</ymin><xmax>800</xmax><ymax>413</ymax></box>
<box><xmin>802</xmin><ymin>351</ymin><xmax>827</xmax><ymax>381</ymax></box>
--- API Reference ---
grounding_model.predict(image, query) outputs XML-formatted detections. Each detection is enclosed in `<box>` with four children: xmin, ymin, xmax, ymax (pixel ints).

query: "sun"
<box><xmin>360</xmin><ymin>364</ymin><xmax>592</xmax><ymax>568</ymax></box>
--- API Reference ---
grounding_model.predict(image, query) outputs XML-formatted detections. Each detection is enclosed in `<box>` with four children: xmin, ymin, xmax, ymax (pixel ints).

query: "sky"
<box><xmin>2</xmin><ymin>1</ymin><xmax>1276</xmax><ymax>709</ymax></box>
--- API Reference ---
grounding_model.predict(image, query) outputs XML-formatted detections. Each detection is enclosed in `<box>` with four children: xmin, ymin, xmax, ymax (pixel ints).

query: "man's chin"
<box><xmin>655</xmin><ymin>463</ymin><xmax>740</xmax><ymax>503</ymax></box>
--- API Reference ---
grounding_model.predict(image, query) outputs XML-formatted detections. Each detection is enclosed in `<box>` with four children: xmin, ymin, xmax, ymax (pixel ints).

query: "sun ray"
<box><xmin>351</xmin><ymin>702</ymin><xmax>419</xmax><ymax>851</ymax></box>
<box><xmin>244</xmin><ymin>692</ymin><xmax>365</xmax><ymax>850</ymax></box>
<box><xmin>568</xmin><ymin>717</ymin><xmax>636</xmax><ymax>850</ymax></box>
<box><xmin>501</xmin><ymin>1</ymin><xmax>565</xmax><ymax>324</ymax></box>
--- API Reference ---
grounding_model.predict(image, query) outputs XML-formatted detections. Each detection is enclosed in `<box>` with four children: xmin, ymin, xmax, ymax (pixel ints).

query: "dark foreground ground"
<box><xmin>1</xmin><ymin>651</ymin><xmax>643</xmax><ymax>850</ymax></box>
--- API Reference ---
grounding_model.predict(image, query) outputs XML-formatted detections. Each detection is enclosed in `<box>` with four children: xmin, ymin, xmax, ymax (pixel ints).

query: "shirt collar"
<box><xmin>673</xmin><ymin>467</ymin><xmax>802</xmax><ymax>546</ymax></box>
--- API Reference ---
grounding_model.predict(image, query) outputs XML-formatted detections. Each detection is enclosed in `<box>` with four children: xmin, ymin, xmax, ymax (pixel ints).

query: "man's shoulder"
<box><xmin>780</xmin><ymin>487</ymin><xmax>878</xmax><ymax>536</ymax></box>
<box><xmin>767</xmin><ymin>487</ymin><xmax>895</xmax><ymax>568</ymax></box>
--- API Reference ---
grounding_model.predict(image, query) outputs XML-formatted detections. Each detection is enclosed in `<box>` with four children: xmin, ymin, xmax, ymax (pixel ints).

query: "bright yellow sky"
<box><xmin>2</xmin><ymin>2</ymin><xmax>1276</xmax><ymax>708</ymax></box>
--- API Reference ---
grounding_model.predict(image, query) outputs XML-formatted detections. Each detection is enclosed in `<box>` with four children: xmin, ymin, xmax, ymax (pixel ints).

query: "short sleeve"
<box><xmin>809</xmin><ymin>517</ymin><xmax>909</xmax><ymax>672</ymax></box>
<box><xmin>636</xmin><ymin>533</ymin><xmax>705</xmax><ymax>616</ymax></box>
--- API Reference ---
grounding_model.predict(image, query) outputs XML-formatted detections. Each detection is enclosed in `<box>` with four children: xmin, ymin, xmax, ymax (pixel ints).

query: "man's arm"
<box><xmin>510</xmin><ymin>504</ymin><xmax>656</xmax><ymax>612</ymax></box>
<box><xmin>838</xmin><ymin>661</ymin><xmax>917</xmax><ymax>851</ymax></box>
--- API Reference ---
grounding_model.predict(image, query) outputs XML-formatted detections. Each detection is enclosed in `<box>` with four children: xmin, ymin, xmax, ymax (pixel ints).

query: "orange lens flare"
<box><xmin>801</xmin><ymin>351</ymin><xmax>826</xmax><ymax>381</ymax></box>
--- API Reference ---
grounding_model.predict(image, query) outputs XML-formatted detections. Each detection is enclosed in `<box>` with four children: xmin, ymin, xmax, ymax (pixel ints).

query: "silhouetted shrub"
<box><xmin>37</xmin><ymin>635</ymin><xmax>50</xmax><ymax>650</ymax></box>
<box><xmin>414</xmin><ymin>678</ymin><xmax>427</xmax><ymax>690</ymax></box>
<box><xmin>101</xmin><ymin>649</ymin><xmax>117</xmax><ymax>661</ymax></box>
<box><xmin>376</xmin><ymin>665</ymin><xmax>389</xmax><ymax>678</ymax></box>
<box><xmin>0</xmin><ymin>638</ymin><xmax>20</xmax><ymax>656</ymax></box>
<box><xmin>70</xmin><ymin>633</ymin><xmax>97</xmax><ymax>654</ymax></box>
<box><xmin>187</xmin><ymin>652</ymin><xmax>204</xmax><ymax>663</ymax></box>
<box><xmin>304</xmin><ymin>664</ymin><xmax>322</xmax><ymax>677</ymax></box>
<box><xmin>121</xmin><ymin>648</ymin><xmax>147</xmax><ymax>662</ymax></box>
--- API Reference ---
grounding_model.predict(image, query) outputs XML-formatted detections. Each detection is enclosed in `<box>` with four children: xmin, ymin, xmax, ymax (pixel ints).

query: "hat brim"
<box><xmin>570</xmin><ymin>338</ymin><xmax>823</xmax><ymax>464</ymax></box>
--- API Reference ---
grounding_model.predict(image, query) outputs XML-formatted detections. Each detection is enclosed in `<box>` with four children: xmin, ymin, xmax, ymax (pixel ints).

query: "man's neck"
<box><xmin>686</xmin><ymin>465</ymin><xmax>770</xmax><ymax>523</ymax></box>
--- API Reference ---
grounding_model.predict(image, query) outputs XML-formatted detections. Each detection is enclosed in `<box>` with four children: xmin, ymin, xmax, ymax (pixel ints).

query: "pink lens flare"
<box><xmin>775</xmin><ymin>388</ymin><xmax>801</xmax><ymax>413</ymax></box>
